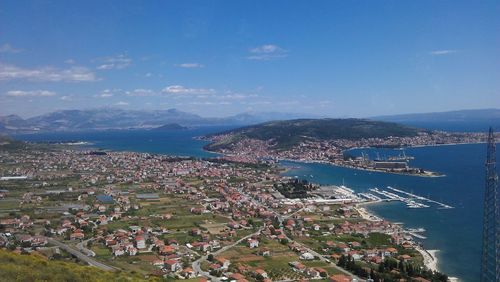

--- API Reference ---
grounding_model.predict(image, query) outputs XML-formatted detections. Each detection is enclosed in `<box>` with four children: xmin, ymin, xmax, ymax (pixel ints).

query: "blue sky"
<box><xmin>0</xmin><ymin>0</ymin><xmax>499</xmax><ymax>118</ymax></box>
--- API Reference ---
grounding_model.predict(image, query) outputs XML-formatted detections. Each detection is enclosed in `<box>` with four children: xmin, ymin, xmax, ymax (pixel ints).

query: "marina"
<box><xmin>281</xmin><ymin>143</ymin><xmax>494</xmax><ymax>281</ymax></box>
<box><xmin>406</xmin><ymin>228</ymin><xmax>428</xmax><ymax>239</ymax></box>
<box><xmin>386</xmin><ymin>186</ymin><xmax>454</xmax><ymax>209</ymax></box>
<box><xmin>362</xmin><ymin>187</ymin><xmax>453</xmax><ymax>209</ymax></box>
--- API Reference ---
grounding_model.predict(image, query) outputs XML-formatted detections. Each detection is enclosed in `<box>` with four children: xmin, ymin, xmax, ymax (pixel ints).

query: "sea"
<box><xmin>14</xmin><ymin>123</ymin><xmax>499</xmax><ymax>282</ymax></box>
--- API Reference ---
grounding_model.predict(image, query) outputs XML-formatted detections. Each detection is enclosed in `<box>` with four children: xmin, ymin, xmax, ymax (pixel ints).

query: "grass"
<box><xmin>0</xmin><ymin>249</ymin><xmax>157</xmax><ymax>281</ymax></box>
<box><xmin>0</xmin><ymin>199</ymin><xmax>20</xmax><ymax>210</ymax></box>
<box><xmin>218</xmin><ymin>238</ymin><xmax>340</xmax><ymax>280</ymax></box>
<box><xmin>106</xmin><ymin>254</ymin><xmax>159</xmax><ymax>275</ymax></box>
<box><xmin>365</xmin><ymin>232</ymin><xmax>392</xmax><ymax>247</ymax></box>
<box><xmin>92</xmin><ymin>245</ymin><xmax>112</xmax><ymax>258</ymax></box>
<box><xmin>162</xmin><ymin>231</ymin><xmax>193</xmax><ymax>245</ymax></box>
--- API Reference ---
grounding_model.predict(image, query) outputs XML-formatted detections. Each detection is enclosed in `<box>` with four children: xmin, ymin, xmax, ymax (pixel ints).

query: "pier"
<box><xmin>367</xmin><ymin>187</ymin><xmax>453</xmax><ymax>209</ymax></box>
<box><xmin>368</xmin><ymin>188</ymin><xmax>429</xmax><ymax>208</ymax></box>
<box><xmin>406</xmin><ymin>228</ymin><xmax>428</xmax><ymax>239</ymax></box>
<box><xmin>387</xmin><ymin>186</ymin><xmax>453</xmax><ymax>209</ymax></box>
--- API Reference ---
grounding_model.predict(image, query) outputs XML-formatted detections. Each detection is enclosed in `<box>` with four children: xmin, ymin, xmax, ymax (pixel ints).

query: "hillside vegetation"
<box><xmin>0</xmin><ymin>135</ymin><xmax>30</xmax><ymax>150</ymax></box>
<box><xmin>206</xmin><ymin>118</ymin><xmax>424</xmax><ymax>150</ymax></box>
<box><xmin>0</xmin><ymin>250</ymin><xmax>156</xmax><ymax>282</ymax></box>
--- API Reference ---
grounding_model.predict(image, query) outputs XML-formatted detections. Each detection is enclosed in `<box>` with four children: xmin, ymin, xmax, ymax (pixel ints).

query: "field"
<box><xmin>218</xmin><ymin>239</ymin><xmax>341</xmax><ymax>281</ymax></box>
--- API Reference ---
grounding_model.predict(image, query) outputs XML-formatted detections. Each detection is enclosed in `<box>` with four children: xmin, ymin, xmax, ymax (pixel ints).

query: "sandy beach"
<box><xmin>416</xmin><ymin>246</ymin><xmax>439</xmax><ymax>272</ymax></box>
<box><xmin>355</xmin><ymin>205</ymin><xmax>383</xmax><ymax>221</ymax></box>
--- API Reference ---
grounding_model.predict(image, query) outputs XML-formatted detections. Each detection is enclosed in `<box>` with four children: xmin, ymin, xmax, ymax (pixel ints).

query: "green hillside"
<box><xmin>0</xmin><ymin>249</ymin><xmax>157</xmax><ymax>282</ymax></box>
<box><xmin>206</xmin><ymin>118</ymin><xmax>424</xmax><ymax>150</ymax></box>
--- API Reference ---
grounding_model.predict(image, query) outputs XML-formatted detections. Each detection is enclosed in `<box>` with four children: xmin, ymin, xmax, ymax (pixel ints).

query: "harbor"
<box><xmin>359</xmin><ymin>187</ymin><xmax>454</xmax><ymax>210</ymax></box>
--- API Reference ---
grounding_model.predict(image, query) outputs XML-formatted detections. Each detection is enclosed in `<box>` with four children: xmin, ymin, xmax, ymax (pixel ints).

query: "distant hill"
<box><xmin>0</xmin><ymin>134</ymin><xmax>28</xmax><ymax>150</ymax></box>
<box><xmin>206</xmin><ymin>118</ymin><xmax>424</xmax><ymax>150</ymax></box>
<box><xmin>24</xmin><ymin>108</ymin><xmax>203</xmax><ymax>131</ymax></box>
<box><xmin>372</xmin><ymin>109</ymin><xmax>500</xmax><ymax>132</ymax></box>
<box><xmin>0</xmin><ymin>108</ymin><xmax>320</xmax><ymax>133</ymax></box>
<box><xmin>152</xmin><ymin>123</ymin><xmax>187</xmax><ymax>130</ymax></box>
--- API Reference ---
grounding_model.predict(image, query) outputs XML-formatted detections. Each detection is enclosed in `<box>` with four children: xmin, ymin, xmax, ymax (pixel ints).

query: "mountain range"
<box><xmin>0</xmin><ymin>108</ymin><xmax>321</xmax><ymax>133</ymax></box>
<box><xmin>1</xmin><ymin>108</ymin><xmax>498</xmax><ymax>134</ymax></box>
<box><xmin>372</xmin><ymin>108</ymin><xmax>500</xmax><ymax>132</ymax></box>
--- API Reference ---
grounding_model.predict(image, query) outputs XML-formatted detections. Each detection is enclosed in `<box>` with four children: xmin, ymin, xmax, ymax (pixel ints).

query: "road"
<box><xmin>240</xmin><ymin>188</ymin><xmax>363</xmax><ymax>280</ymax></box>
<box><xmin>76</xmin><ymin>238</ymin><xmax>96</xmax><ymax>257</ymax></box>
<box><xmin>287</xmin><ymin>236</ymin><xmax>363</xmax><ymax>280</ymax></box>
<box><xmin>48</xmin><ymin>238</ymin><xmax>116</xmax><ymax>271</ymax></box>
<box><xmin>192</xmin><ymin>227</ymin><xmax>264</xmax><ymax>281</ymax></box>
<box><xmin>192</xmin><ymin>185</ymin><xmax>362</xmax><ymax>281</ymax></box>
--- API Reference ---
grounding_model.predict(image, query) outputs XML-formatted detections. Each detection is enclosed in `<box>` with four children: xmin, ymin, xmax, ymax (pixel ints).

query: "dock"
<box><xmin>368</xmin><ymin>187</ymin><xmax>452</xmax><ymax>209</ymax></box>
<box><xmin>387</xmin><ymin>186</ymin><xmax>453</xmax><ymax>209</ymax></box>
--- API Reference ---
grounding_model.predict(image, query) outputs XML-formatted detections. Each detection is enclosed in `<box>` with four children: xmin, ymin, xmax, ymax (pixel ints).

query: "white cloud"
<box><xmin>126</xmin><ymin>89</ymin><xmax>156</xmax><ymax>96</ymax></box>
<box><xmin>6</xmin><ymin>90</ymin><xmax>56</xmax><ymax>97</ymax></box>
<box><xmin>0</xmin><ymin>43</ymin><xmax>22</xmax><ymax>53</ymax></box>
<box><xmin>64</xmin><ymin>59</ymin><xmax>75</xmax><ymax>64</ymax></box>
<box><xmin>429</xmin><ymin>50</ymin><xmax>457</xmax><ymax>56</ymax></box>
<box><xmin>98</xmin><ymin>89</ymin><xmax>115</xmax><ymax>98</ymax></box>
<box><xmin>278</xmin><ymin>100</ymin><xmax>299</xmax><ymax>106</ymax></box>
<box><xmin>175</xmin><ymin>63</ymin><xmax>204</xmax><ymax>68</ymax></box>
<box><xmin>248</xmin><ymin>44</ymin><xmax>288</xmax><ymax>60</ymax></box>
<box><xmin>162</xmin><ymin>85</ymin><xmax>215</xmax><ymax>95</ymax></box>
<box><xmin>96</xmin><ymin>54</ymin><xmax>132</xmax><ymax>70</ymax></box>
<box><xmin>115</xmin><ymin>101</ymin><xmax>129</xmax><ymax>106</ymax></box>
<box><xmin>94</xmin><ymin>88</ymin><xmax>126</xmax><ymax>98</ymax></box>
<box><xmin>60</xmin><ymin>95</ymin><xmax>72</xmax><ymax>101</ymax></box>
<box><xmin>0</xmin><ymin>63</ymin><xmax>97</xmax><ymax>82</ymax></box>
<box><xmin>242</xmin><ymin>101</ymin><xmax>272</xmax><ymax>105</ymax></box>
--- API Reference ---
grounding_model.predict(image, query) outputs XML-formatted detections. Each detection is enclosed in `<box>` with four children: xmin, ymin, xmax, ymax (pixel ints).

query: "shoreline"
<box><xmin>357</xmin><ymin>203</ymin><xmax>445</xmax><ymax>275</ymax></box>
<box><xmin>276</xmin><ymin>157</ymin><xmax>446</xmax><ymax>178</ymax></box>
<box><xmin>416</xmin><ymin>246</ymin><xmax>439</xmax><ymax>272</ymax></box>
<box><xmin>354</xmin><ymin>205</ymin><xmax>384</xmax><ymax>222</ymax></box>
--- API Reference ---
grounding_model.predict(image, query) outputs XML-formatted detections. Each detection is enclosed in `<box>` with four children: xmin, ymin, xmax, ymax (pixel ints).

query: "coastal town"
<box><xmin>0</xmin><ymin>141</ymin><xmax>449</xmax><ymax>282</ymax></box>
<box><xmin>205</xmin><ymin>130</ymin><xmax>493</xmax><ymax>177</ymax></box>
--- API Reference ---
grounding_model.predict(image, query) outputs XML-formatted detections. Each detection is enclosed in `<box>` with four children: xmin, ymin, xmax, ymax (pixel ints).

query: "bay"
<box><xmin>14</xmin><ymin>126</ymin><xmax>232</xmax><ymax>158</ymax></box>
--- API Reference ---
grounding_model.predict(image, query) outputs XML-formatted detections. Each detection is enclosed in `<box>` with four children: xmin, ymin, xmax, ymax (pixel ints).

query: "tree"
<box><xmin>337</xmin><ymin>254</ymin><xmax>347</xmax><ymax>268</ymax></box>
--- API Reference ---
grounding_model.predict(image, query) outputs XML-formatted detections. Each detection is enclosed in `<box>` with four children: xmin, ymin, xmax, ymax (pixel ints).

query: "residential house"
<box><xmin>248</xmin><ymin>239</ymin><xmax>259</xmax><ymax>248</ymax></box>
<box><xmin>215</xmin><ymin>257</ymin><xmax>231</xmax><ymax>270</ymax></box>
<box><xmin>164</xmin><ymin>259</ymin><xmax>182</xmax><ymax>272</ymax></box>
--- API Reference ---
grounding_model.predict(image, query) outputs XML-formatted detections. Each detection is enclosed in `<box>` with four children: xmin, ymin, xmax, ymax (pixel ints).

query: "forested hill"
<box><xmin>206</xmin><ymin>118</ymin><xmax>424</xmax><ymax>149</ymax></box>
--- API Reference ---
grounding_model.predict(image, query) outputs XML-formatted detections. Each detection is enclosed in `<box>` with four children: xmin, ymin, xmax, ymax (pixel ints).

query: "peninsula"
<box><xmin>203</xmin><ymin>119</ymin><xmax>491</xmax><ymax>176</ymax></box>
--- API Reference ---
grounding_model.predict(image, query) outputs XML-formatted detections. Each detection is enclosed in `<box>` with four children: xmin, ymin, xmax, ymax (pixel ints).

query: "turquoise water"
<box><xmin>15</xmin><ymin>129</ymin><xmax>498</xmax><ymax>281</ymax></box>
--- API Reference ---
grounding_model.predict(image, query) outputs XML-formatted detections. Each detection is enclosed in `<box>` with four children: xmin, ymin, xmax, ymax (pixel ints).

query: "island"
<box><xmin>152</xmin><ymin>123</ymin><xmax>188</xmax><ymax>131</ymax></box>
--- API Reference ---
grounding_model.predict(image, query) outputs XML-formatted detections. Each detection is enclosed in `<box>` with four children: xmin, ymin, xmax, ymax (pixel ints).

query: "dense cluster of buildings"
<box><xmin>0</xmin><ymin>146</ymin><xmax>440</xmax><ymax>281</ymax></box>
<box><xmin>207</xmin><ymin>131</ymin><xmax>491</xmax><ymax>176</ymax></box>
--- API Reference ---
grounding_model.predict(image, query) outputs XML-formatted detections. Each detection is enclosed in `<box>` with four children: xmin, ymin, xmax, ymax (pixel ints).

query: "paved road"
<box><xmin>192</xmin><ymin>228</ymin><xmax>264</xmax><ymax>281</ymax></box>
<box><xmin>240</xmin><ymin>188</ymin><xmax>363</xmax><ymax>280</ymax></box>
<box><xmin>76</xmin><ymin>238</ymin><xmax>96</xmax><ymax>257</ymax></box>
<box><xmin>288</xmin><ymin>237</ymin><xmax>363</xmax><ymax>280</ymax></box>
<box><xmin>193</xmin><ymin>187</ymin><xmax>362</xmax><ymax>281</ymax></box>
<box><xmin>48</xmin><ymin>238</ymin><xmax>116</xmax><ymax>271</ymax></box>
